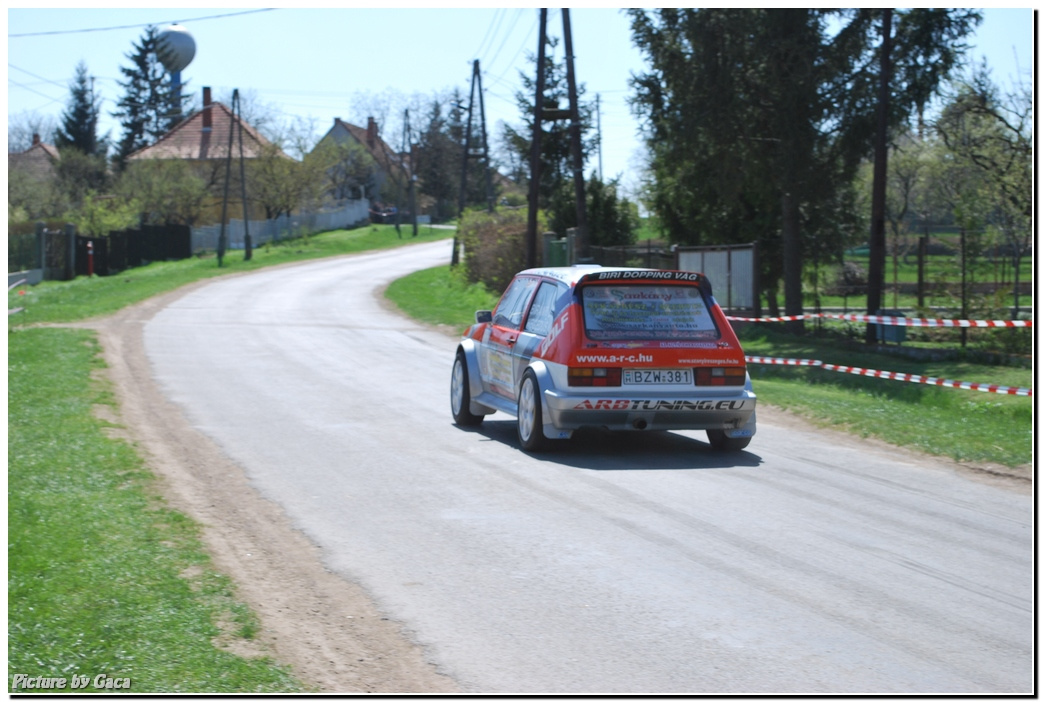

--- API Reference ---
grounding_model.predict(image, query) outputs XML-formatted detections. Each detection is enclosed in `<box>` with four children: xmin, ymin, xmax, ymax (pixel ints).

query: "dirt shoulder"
<box><xmin>80</xmin><ymin>282</ymin><xmax>460</xmax><ymax>694</ymax></box>
<box><xmin>69</xmin><ymin>279</ymin><xmax>1029</xmax><ymax>692</ymax></box>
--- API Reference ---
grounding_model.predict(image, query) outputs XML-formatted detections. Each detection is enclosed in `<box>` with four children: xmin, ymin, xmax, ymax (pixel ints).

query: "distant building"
<box><xmin>126</xmin><ymin>86</ymin><xmax>289</xmax><ymax>225</ymax></box>
<box><xmin>8</xmin><ymin>134</ymin><xmax>60</xmax><ymax>181</ymax></box>
<box><xmin>127</xmin><ymin>86</ymin><xmax>279</xmax><ymax>162</ymax></box>
<box><xmin>314</xmin><ymin>117</ymin><xmax>406</xmax><ymax>206</ymax></box>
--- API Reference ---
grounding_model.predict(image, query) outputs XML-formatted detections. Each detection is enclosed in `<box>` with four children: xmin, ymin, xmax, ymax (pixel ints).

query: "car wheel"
<box><xmin>706</xmin><ymin>429</ymin><xmax>751</xmax><ymax>451</ymax></box>
<box><xmin>517</xmin><ymin>370</ymin><xmax>547</xmax><ymax>452</ymax></box>
<box><xmin>451</xmin><ymin>351</ymin><xmax>484</xmax><ymax>426</ymax></box>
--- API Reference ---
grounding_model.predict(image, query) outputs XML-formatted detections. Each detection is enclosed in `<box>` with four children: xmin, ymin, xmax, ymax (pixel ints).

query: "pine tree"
<box><xmin>112</xmin><ymin>26</ymin><xmax>189</xmax><ymax>168</ymax></box>
<box><xmin>56</xmin><ymin>61</ymin><xmax>106</xmax><ymax>157</ymax></box>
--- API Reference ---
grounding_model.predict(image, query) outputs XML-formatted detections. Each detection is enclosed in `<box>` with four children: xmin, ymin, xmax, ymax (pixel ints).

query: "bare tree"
<box><xmin>8</xmin><ymin>112</ymin><xmax>59</xmax><ymax>152</ymax></box>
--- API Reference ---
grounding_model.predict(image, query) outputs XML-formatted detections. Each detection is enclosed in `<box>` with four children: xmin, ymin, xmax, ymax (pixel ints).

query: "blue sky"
<box><xmin>6</xmin><ymin>7</ymin><xmax>1035</xmax><ymax>193</ymax></box>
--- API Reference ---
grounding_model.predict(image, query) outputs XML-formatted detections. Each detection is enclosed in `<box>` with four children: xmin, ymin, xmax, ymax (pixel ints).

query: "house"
<box><xmin>127</xmin><ymin>86</ymin><xmax>277</xmax><ymax>162</ymax></box>
<box><xmin>314</xmin><ymin>117</ymin><xmax>407</xmax><ymax>207</ymax></box>
<box><xmin>126</xmin><ymin>87</ymin><xmax>288</xmax><ymax>225</ymax></box>
<box><xmin>8</xmin><ymin>134</ymin><xmax>60</xmax><ymax>181</ymax></box>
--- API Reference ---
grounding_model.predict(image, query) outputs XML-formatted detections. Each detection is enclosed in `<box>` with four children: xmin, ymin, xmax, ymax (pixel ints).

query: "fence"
<box><xmin>8</xmin><ymin>199</ymin><xmax>370</xmax><ymax>282</ymax></box>
<box><xmin>75</xmin><ymin>225</ymin><xmax>192</xmax><ymax>277</ymax></box>
<box><xmin>190</xmin><ymin>199</ymin><xmax>370</xmax><ymax>253</ymax></box>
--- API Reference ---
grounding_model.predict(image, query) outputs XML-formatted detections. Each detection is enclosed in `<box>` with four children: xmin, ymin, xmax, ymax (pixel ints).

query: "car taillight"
<box><xmin>695</xmin><ymin>367</ymin><xmax>746</xmax><ymax>386</ymax></box>
<box><xmin>568</xmin><ymin>367</ymin><xmax>622</xmax><ymax>387</ymax></box>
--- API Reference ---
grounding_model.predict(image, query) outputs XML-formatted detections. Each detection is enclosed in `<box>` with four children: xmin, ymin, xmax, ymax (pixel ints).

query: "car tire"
<box><xmin>706</xmin><ymin>429</ymin><xmax>751</xmax><ymax>451</ymax></box>
<box><xmin>451</xmin><ymin>351</ymin><xmax>484</xmax><ymax>426</ymax></box>
<box><xmin>517</xmin><ymin>370</ymin><xmax>548</xmax><ymax>452</ymax></box>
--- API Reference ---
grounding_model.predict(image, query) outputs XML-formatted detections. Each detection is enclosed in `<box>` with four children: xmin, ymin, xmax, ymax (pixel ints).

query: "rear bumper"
<box><xmin>543</xmin><ymin>388</ymin><xmax>756</xmax><ymax>433</ymax></box>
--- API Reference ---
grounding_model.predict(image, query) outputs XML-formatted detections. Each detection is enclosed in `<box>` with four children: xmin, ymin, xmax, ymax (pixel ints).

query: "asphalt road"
<box><xmin>144</xmin><ymin>240</ymin><xmax>1033</xmax><ymax>694</ymax></box>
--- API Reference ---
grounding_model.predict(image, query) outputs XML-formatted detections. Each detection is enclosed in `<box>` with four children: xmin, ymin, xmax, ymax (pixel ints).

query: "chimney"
<box><xmin>367</xmin><ymin>117</ymin><xmax>377</xmax><ymax>147</ymax></box>
<box><xmin>203</xmin><ymin>87</ymin><xmax>212</xmax><ymax>130</ymax></box>
<box><xmin>31</xmin><ymin>133</ymin><xmax>40</xmax><ymax>146</ymax></box>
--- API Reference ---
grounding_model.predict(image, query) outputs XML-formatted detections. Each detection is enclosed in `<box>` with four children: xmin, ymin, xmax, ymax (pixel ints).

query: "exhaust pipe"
<box><xmin>632</xmin><ymin>419</ymin><xmax>648</xmax><ymax>430</ymax></box>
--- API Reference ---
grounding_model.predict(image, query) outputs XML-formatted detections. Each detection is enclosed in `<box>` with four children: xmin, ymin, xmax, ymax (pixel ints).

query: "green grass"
<box><xmin>739</xmin><ymin>326</ymin><xmax>1034</xmax><ymax>467</ymax></box>
<box><xmin>387</xmin><ymin>265</ymin><xmax>1033</xmax><ymax>469</ymax></box>
<box><xmin>8</xmin><ymin>224</ymin><xmax>455</xmax><ymax>693</ymax></box>
<box><xmin>8</xmin><ymin>328</ymin><xmax>305</xmax><ymax>693</ymax></box>
<box><xmin>385</xmin><ymin>264</ymin><xmax>496</xmax><ymax>333</ymax></box>
<box><xmin>9</xmin><ymin>224</ymin><xmax>453</xmax><ymax>327</ymax></box>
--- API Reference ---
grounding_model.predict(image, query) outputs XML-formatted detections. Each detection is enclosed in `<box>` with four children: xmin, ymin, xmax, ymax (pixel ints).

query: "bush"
<box><xmin>459</xmin><ymin>207</ymin><xmax>546</xmax><ymax>294</ymax></box>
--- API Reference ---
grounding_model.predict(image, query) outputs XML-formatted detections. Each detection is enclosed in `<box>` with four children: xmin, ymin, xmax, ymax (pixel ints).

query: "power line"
<box><xmin>472</xmin><ymin>8</ymin><xmax>504</xmax><ymax>62</ymax></box>
<box><xmin>7</xmin><ymin>78</ymin><xmax>63</xmax><ymax>105</ymax></box>
<box><xmin>8</xmin><ymin>8</ymin><xmax>275</xmax><ymax>38</ymax></box>
<box><xmin>483</xmin><ymin>8</ymin><xmax>523</xmax><ymax>74</ymax></box>
<box><xmin>484</xmin><ymin>11</ymin><xmax>540</xmax><ymax>91</ymax></box>
<box><xmin>8</xmin><ymin>63</ymin><xmax>71</xmax><ymax>90</ymax></box>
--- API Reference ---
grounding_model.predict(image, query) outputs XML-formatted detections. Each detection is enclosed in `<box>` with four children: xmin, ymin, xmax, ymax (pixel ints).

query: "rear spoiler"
<box><xmin>576</xmin><ymin>270</ymin><xmax>713</xmax><ymax>300</ymax></box>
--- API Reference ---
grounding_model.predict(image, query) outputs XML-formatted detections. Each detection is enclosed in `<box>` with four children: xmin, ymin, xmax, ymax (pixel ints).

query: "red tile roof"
<box><xmin>8</xmin><ymin>138</ymin><xmax>60</xmax><ymax>179</ymax></box>
<box><xmin>127</xmin><ymin>102</ymin><xmax>285</xmax><ymax>161</ymax></box>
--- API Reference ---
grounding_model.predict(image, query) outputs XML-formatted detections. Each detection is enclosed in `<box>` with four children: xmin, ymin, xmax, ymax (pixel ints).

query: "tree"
<box><xmin>114</xmin><ymin>159</ymin><xmax>209</xmax><ymax>226</ymax></box>
<box><xmin>307</xmin><ymin>137</ymin><xmax>376</xmax><ymax>203</ymax></box>
<box><xmin>65</xmin><ymin>191</ymin><xmax>140</xmax><ymax>238</ymax></box>
<box><xmin>933</xmin><ymin>67</ymin><xmax>1032</xmax><ymax>317</ymax></box>
<box><xmin>54</xmin><ymin>148</ymin><xmax>109</xmax><ymax>209</ymax></box>
<box><xmin>586</xmin><ymin>175</ymin><xmax>638</xmax><ymax>247</ymax></box>
<box><xmin>55</xmin><ymin>61</ymin><xmax>107</xmax><ymax>157</ymax></box>
<box><xmin>7</xmin><ymin>112</ymin><xmax>58</xmax><ymax>153</ymax></box>
<box><xmin>628</xmin><ymin>8</ymin><xmax>980</xmax><ymax>316</ymax></box>
<box><xmin>415</xmin><ymin>91</ymin><xmax>470</xmax><ymax>221</ymax></box>
<box><xmin>503</xmin><ymin>35</ymin><xmax>599</xmax><ymax>231</ymax></box>
<box><xmin>112</xmin><ymin>26</ymin><xmax>190</xmax><ymax>169</ymax></box>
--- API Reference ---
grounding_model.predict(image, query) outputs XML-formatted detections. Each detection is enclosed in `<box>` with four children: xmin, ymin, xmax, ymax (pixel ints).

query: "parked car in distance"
<box><xmin>450</xmin><ymin>265</ymin><xmax>757</xmax><ymax>452</ymax></box>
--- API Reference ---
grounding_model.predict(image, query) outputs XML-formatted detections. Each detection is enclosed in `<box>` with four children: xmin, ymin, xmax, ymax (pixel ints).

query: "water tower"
<box><xmin>156</xmin><ymin>24</ymin><xmax>196</xmax><ymax>111</ymax></box>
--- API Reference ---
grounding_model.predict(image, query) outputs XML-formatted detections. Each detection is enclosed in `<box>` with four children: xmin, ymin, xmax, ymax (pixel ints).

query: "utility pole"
<box><xmin>596</xmin><ymin>92</ymin><xmax>602</xmax><ymax>179</ymax></box>
<box><xmin>562</xmin><ymin>9</ymin><xmax>588</xmax><ymax>261</ymax></box>
<box><xmin>525</xmin><ymin>8</ymin><xmax>589</xmax><ymax>267</ymax></box>
<box><xmin>218</xmin><ymin>89</ymin><xmax>251</xmax><ymax>266</ymax></box>
<box><xmin>453</xmin><ymin>59</ymin><xmax>494</xmax><ymax>265</ymax></box>
<box><xmin>525</xmin><ymin>9</ymin><xmax>549</xmax><ymax>270</ymax></box>
<box><xmin>403</xmin><ymin>108</ymin><xmax>418</xmax><ymax>238</ymax></box>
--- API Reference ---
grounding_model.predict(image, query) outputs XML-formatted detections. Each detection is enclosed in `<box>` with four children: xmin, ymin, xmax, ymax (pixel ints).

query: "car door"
<box><xmin>481</xmin><ymin>275</ymin><xmax>538</xmax><ymax>400</ymax></box>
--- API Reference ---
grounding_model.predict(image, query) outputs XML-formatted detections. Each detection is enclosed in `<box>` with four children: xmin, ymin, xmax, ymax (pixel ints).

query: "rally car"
<box><xmin>450</xmin><ymin>265</ymin><xmax>757</xmax><ymax>452</ymax></box>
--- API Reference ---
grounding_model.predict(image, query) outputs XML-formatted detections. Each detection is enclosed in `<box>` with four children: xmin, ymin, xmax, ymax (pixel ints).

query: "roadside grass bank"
<box><xmin>8</xmin><ymin>223</ymin><xmax>453</xmax><ymax>327</ymax></box>
<box><xmin>8</xmin><ymin>225</ymin><xmax>450</xmax><ymax>693</ymax></box>
<box><xmin>8</xmin><ymin>328</ymin><xmax>304</xmax><ymax>692</ymax></box>
<box><xmin>387</xmin><ymin>264</ymin><xmax>1033</xmax><ymax>470</ymax></box>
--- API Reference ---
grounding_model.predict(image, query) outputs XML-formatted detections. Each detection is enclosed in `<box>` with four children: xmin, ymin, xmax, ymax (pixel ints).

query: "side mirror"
<box><xmin>475</xmin><ymin>310</ymin><xmax>492</xmax><ymax>324</ymax></box>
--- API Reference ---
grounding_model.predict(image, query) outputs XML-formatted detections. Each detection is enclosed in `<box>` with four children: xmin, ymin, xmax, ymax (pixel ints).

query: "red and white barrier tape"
<box><xmin>728</xmin><ymin>312</ymin><xmax>1032</xmax><ymax>328</ymax></box>
<box><xmin>745</xmin><ymin>356</ymin><xmax>1032</xmax><ymax>397</ymax></box>
<box><xmin>824</xmin><ymin>313</ymin><xmax>1032</xmax><ymax>328</ymax></box>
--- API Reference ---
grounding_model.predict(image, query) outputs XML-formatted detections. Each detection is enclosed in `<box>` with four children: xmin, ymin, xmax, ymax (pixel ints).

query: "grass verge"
<box><xmin>387</xmin><ymin>265</ymin><xmax>1033</xmax><ymax>469</ymax></box>
<box><xmin>8</xmin><ymin>328</ymin><xmax>304</xmax><ymax>692</ymax></box>
<box><xmin>8</xmin><ymin>225</ymin><xmax>452</xmax><ymax>693</ymax></box>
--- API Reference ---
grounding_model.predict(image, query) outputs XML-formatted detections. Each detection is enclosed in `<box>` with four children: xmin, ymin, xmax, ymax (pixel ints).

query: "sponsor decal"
<box><xmin>678</xmin><ymin>357</ymin><xmax>742</xmax><ymax>365</ymax></box>
<box><xmin>587</xmin><ymin>270</ymin><xmax>701</xmax><ymax>282</ymax></box>
<box><xmin>572</xmin><ymin>399</ymin><xmax>747</xmax><ymax>411</ymax></box>
<box><xmin>659</xmin><ymin>342</ymin><xmax>718</xmax><ymax>349</ymax></box>
<box><xmin>576</xmin><ymin>353</ymin><xmax>654</xmax><ymax>364</ymax></box>
<box><xmin>542</xmin><ymin>310</ymin><xmax>569</xmax><ymax>352</ymax></box>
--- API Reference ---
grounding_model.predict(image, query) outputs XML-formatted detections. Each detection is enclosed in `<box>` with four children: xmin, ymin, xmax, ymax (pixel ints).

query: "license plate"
<box><xmin>622</xmin><ymin>369</ymin><xmax>693</xmax><ymax>386</ymax></box>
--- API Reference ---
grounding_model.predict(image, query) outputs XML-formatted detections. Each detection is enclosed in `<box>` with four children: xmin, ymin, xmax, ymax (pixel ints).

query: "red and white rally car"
<box><xmin>450</xmin><ymin>265</ymin><xmax>757</xmax><ymax>452</ymax></box>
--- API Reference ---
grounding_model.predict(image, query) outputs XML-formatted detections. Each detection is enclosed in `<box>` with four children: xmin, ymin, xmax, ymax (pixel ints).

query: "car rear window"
<box><xmin>582</xmin><ymin>284</ymin><xmax>719</xmax><ymax>340</ymax></box>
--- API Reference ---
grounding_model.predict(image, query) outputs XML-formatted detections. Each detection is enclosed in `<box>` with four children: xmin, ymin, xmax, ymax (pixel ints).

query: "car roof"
<box><xmin>517</xmin><ymin>265</ymin><xmax>707</xmax><ymax>289</ymax></box>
